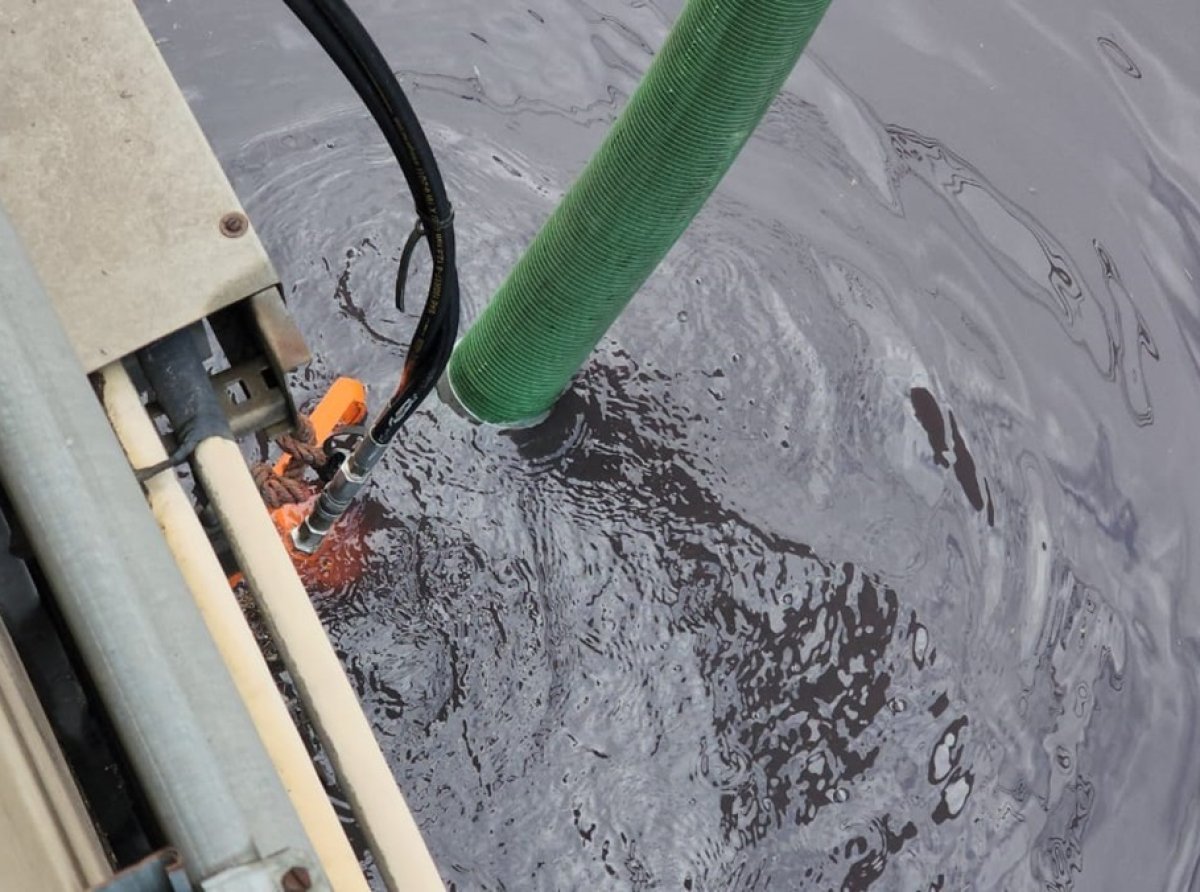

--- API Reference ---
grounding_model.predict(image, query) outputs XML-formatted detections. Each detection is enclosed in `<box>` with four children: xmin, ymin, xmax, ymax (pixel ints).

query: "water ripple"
<box><xmin>138</xmin><ymin>0</ymin><xmax>1200</xmax><ymax>887</ymax></box>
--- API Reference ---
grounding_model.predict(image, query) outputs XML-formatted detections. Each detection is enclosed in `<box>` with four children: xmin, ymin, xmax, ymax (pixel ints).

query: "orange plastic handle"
<box><xmin>273</xmin><ymin>377</ymin><xmax>369</xmax><ymax>478</ymax></box>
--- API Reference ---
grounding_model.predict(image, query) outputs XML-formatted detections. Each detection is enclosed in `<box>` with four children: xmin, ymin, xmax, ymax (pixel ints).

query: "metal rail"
<box><xmin>0</xmin><ymin>205</ymin><xmax>324</xmax><ymax>889</ymax></box>
<box><xmin>100</xmin><ymin>361</ymin><xmax>369</xmax><ymax>892</ymax></box>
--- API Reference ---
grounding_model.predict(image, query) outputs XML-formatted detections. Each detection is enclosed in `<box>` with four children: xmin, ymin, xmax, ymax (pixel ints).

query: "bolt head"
<box><xmin>280</xmin><ymin>865</ymin><xmax>312</xmax><ymax>891</ymax></box>
<box><xmin>220</xmin><ymin>212</ymin><xmax>249</xmax><ymax>238</ymax></box>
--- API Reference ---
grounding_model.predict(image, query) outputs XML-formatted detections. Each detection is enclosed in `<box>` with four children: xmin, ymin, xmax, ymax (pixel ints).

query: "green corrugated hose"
<box><xmin>447</xmin><ymin>0</ymin><xmax>833</xmax><ymax>425</ymax></box>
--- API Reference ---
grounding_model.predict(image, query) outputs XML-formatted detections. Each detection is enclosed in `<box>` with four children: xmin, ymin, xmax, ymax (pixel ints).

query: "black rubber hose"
<box><xmin>281</xmin><ymin>0</ymin><xmax>459</xmax><ymax>444</ymax></box>
<box><xmin>283</xmin><ymin>0</ymin><xmax>458</xmax><ymax>361</ymax></box>
<box><xmin>283</xmin><ymin>0</ymin><xmax>435</xmax><ymax>208</ymax></box>
<box><xmin>138</xmin><ymin>326</ymin><xmax>234</xmax><ymax>445</ymax></box>
<box><xmin>282</xmin><ymin>0</ymin><xmax>458</xmax><ymax>316</ymax></box>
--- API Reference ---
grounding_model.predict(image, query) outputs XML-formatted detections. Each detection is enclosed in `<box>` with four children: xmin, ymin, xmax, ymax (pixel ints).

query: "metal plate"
<box><xmin>0</xmin><ymin>0</ymin><xmax>278</xmax><ymax>371</ymax></box>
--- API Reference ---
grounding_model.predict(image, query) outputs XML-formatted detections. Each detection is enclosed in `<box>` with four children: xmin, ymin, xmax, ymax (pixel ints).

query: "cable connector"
<box><xmin>291</xmin><ymin>434</ymin><xmax>386</xmax><ymax>554</ymax></box>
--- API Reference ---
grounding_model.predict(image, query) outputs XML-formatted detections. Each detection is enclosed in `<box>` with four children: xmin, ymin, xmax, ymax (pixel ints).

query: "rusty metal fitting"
<box><xmin>219</xmin><ymin>212</ymin><xmax>248</xmax><ymax>238</ymax></box>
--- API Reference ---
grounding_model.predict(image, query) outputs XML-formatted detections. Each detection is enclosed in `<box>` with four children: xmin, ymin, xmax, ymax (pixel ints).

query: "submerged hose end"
<box><xmin>439</xmin><ymin>351</ymin><xmax>551</xmax><ymax>430</ymax></box>
<box><xmin>436</xmin><ymin>358</ymin><xmax>481</xmax><ymax>426</ymax></box>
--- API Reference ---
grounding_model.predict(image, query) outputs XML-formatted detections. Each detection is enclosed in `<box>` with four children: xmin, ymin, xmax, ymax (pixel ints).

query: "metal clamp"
<box><xmin>89</xmin><ymin>849</ymin><xmax>189</xmax><ymax>892</ymax></box>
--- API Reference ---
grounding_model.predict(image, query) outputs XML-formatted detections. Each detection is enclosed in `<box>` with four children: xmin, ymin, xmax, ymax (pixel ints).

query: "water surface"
<box><xmin>141</xmin><ymin>0</ymin><xmax>1200</xmax><ymax>888</ymax></box>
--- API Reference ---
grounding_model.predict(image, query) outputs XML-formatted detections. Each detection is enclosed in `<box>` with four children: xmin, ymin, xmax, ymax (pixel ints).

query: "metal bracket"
<box><xmin>90</xmin><ymin>849</ymin><xmax>190</xmax><ymax>892</ymax></box>
<box><xmin>208</xmin><ymin>288</ymin><xmax>312</xmax><ymax>440</ymax></box>
<box><xmin>212</xmin><ymin>359</ymin><xmax>291</xmax><ymax>440</ymax></box>
<box><xmin>249</xmin><ymin>288</ymin><xmax>311</xmax><ymax>374</ymax></box>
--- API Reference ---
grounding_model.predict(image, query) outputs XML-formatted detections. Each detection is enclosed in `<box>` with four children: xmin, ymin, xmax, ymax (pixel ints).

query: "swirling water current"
<box><xmin>140</xmin><ymin>0</ymin><xmax>1200</xmax><ymax>888</ymax></box>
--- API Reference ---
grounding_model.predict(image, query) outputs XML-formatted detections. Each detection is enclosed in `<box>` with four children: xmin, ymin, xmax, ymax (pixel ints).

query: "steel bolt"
<box><xmin>280</xmin><ymin>866</ymin><xmax>312</xmax><ymax>891</ymax></box>
<box><xmin>219</xmin><ymin>212</ymin><xmax>249</xmax><ymax>238</ymax></box>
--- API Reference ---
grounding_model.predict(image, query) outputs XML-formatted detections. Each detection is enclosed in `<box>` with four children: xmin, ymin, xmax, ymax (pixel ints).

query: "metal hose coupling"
<box><xmin>292</xmin><ymin>433</ymin><xmax>388</xmax><ymax>554</ymax></box>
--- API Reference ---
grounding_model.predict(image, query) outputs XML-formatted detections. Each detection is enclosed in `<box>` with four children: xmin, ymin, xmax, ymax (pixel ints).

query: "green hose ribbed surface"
<box><xmin>449</xmin><ymin>0</ymin><xmax>833</xmax><ymax>425</ymax></box>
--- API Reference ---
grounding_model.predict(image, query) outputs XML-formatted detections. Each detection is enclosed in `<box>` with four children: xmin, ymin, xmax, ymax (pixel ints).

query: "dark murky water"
<box><xmin>140</xmin><ymin>1</ymin><xmax>1200</xmax><ymax>888</ymax></box>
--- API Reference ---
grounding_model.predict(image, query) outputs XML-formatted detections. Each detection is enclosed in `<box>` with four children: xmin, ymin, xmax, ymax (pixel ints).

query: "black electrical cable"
<box><xmin>289</xmin><ymin>0</ymin><xmax>459</xmax><ymax>434</ymax></box>
<box><xmin>281</xmin><ymin>0</ymin><xmax>459</xmax><ymax>445</ymax></box>
<box><xmin>394</xmin><ymin>220</ymin><xmax>424</xmax><ymax>313</ymax></box>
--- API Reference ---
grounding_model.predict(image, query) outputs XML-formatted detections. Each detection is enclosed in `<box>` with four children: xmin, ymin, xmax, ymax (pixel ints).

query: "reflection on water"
<box><xmin>140</xmin><ymin>0</ymin><xmax>1200</xmax><ymax>888</ymax></box>
<box><xmin>910</xmin><ymin>387</ymin><xmax>995</xmax><ymax>522</ymax></box>
<box><xmin>1097</xmin><ymin>37</ymin><xmax>1142</xmax><ymax>80</ymax></box>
